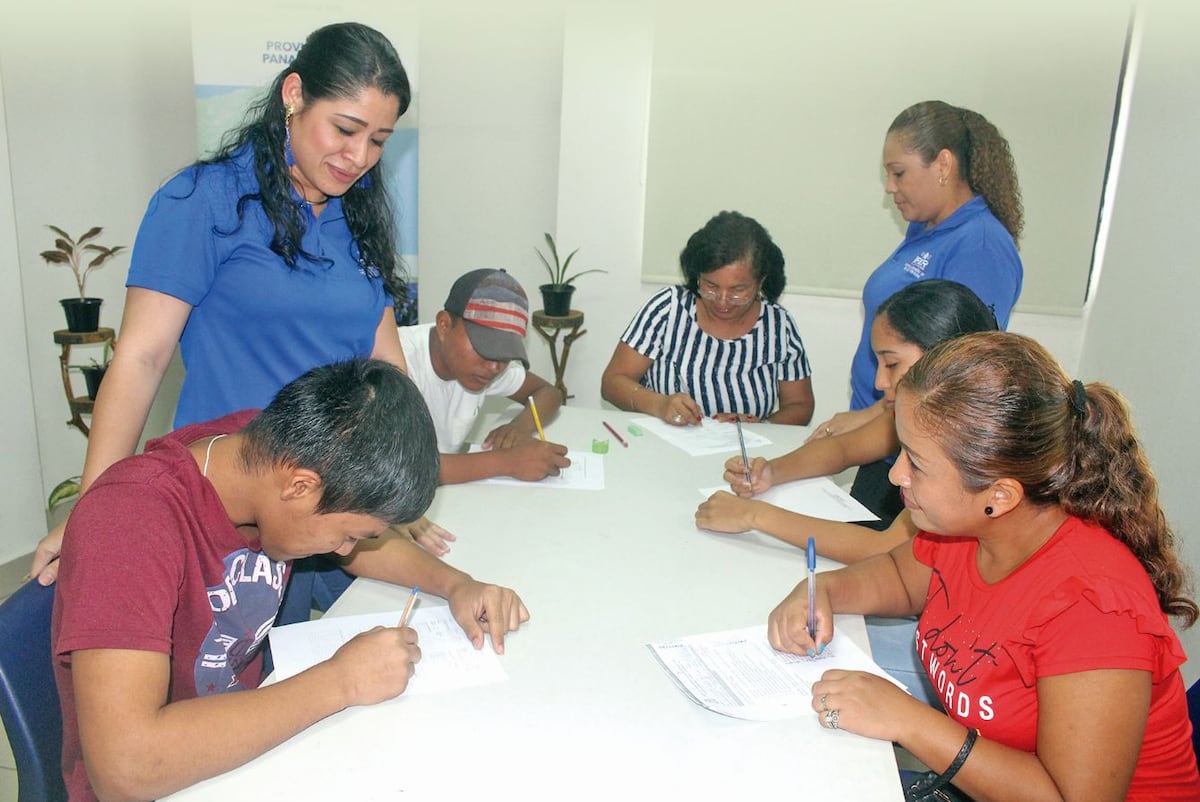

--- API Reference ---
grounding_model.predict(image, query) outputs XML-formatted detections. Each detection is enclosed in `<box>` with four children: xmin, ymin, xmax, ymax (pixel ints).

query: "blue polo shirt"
<box><xmin>849</xmin><ymin>195</ymin><xmax>1022</xmax><ymax>410</ymax></box>
<box><xmin>127</xmin><ymin>145</ymin><xmax>389</xmax><ymax>426</ymax></box>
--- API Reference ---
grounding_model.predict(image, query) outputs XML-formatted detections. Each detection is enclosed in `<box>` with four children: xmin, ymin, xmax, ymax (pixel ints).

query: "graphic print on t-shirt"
<box><xmin>195</xmin><ymin>548</ymin><xmax>287</xmax><ymax>695</ymax></box>
<box><xmin>914</xmin><ymin>566</ymin><xmax>999</xmax><ymax>722</ymax></box>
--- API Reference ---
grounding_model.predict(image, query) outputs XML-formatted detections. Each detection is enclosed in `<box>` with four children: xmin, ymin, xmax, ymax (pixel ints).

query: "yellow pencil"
<box><xmin>528</xmin><ymin>395</ymin><xmax>546</xmax><ymax>441</ymax></box>
<box><xmin>399</xmin><ymin>586</ymin><xmax>420</xmax><ymax>627</ymax></box>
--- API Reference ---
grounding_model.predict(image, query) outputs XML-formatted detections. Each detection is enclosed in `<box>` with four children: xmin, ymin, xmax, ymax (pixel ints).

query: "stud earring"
<box><xmin>985</xmin><ymin>506</ymin><xmax>994</xmax><ymax>516</ymax></box>
<box><xmin>284</xmin><ymin>104</ymin><xmax>296</xmax><ymax>167</ymax></box>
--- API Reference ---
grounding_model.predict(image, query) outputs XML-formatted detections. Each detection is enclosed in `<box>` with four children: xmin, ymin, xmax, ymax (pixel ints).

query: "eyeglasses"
<box><xmin>698</xmin><ymin>283</ymin><xmax>759</xmax><ymax>304</ymax></box>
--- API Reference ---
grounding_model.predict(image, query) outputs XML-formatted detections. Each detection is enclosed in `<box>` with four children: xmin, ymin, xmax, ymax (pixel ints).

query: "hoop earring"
<box><xmin>939</xmin><ymin>174</ymin><xmax>948</xmax><ymax>187</ymax></box>
<box><xmin>284</xmin><ymin>104</ymin><xmax>296</xmax><ymax>168</ymax></box>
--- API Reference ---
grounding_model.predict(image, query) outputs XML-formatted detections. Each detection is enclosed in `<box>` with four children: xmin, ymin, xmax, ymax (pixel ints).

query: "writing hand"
<box><xmin>657</xmin><ymin>393</ymin><xmax>703</xmax><ymax>426</ymax></box>
<box><xmin>767</xmin><ymin>577</ymin><xmax>831</xmax><ymax>657</ymax></box>
<box><xmin>722</xmin><ymin>456</ymin><xmax>772</xmax><ymax>496</ymax></box>
<box><xmin>329</xmin><ymin>625</ymin><xmax>421</xmax><ymax>706</ymax></box>
<box><xmin>507</xmin><ymin>439</ymin><xmax>571</xmax><ymax>480</ymax></box>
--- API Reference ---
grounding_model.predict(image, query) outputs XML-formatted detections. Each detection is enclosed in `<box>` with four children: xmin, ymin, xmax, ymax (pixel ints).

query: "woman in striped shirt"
<box><xmin>601</xmin><ymin>211</ymin><xmax>814</xmax><ymax>425</ymax></box>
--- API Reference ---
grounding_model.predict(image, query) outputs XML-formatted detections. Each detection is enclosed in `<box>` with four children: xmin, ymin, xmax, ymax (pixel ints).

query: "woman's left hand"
<box><xmin>695</xmin><ymin>490</ymin><xmax>757</xmax><ymax>533</ymax></box>
<box><xmin>810</xmin><ymin>669</ymin><xmax>922</xmax><ymax>742</ymax></box>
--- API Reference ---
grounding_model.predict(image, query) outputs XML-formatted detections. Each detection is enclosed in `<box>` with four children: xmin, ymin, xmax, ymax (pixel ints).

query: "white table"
<box><xmin>165</xmin><ymin>406</ymin><xmax>904</xmax><ymax>801</ymax></box>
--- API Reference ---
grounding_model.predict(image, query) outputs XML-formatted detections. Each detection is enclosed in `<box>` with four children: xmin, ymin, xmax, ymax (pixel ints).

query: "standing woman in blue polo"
<box><xmin>814</xmin><ymin>100</ymin><xmax>1024</xmax><ymax>525</ymax></box>
<box><xmin>601</xmin><ymin>211</ymin><xmax>815</xmax><ymax>426</ymax></box>
<box><xmin>29</xmin><ymin>23</ymin><xmax>445</xmax><ymax>602</ymax></box>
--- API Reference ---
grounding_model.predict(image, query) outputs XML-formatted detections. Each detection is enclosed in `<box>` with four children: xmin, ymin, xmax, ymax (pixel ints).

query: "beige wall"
<box><xmin>1079</xmin><ymin>0</ymin><xmax>1200</xmax><ymax>681</ymax></box>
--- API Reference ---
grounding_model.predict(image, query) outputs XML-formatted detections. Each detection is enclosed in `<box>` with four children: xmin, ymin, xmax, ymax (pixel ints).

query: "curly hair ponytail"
<box><xmin>888</xmin><ymin>101</ymin><xmax>1024</xmax><ymax>244</ymax></box>
<box><xmin>901</xmin><ymin>331</ymin><xmax>1197</xmax><ymax>626</ymax></box>
<box><xmin>1062</xmin><ymin>384</ymin><xmax>1197</xmax><ymax>624</ymax></box>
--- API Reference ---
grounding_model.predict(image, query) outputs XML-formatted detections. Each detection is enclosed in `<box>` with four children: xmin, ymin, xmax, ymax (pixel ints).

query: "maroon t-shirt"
<box><xmin>53</xmin><ymin>410</ymin><xmax>288</xmax><ymax>801</ymax></box>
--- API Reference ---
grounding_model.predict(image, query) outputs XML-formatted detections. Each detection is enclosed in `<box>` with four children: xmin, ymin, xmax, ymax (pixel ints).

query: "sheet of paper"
<box><xmin>648</xmin><ymin>625</ymin><xmax>905</xmax><ymax>721</ymax></box>
<box><xmin>699</xmin><ymin>476</ymin><xmax>879</xmax><ymax>523</ymax></box>
<box><xmin>463</xmin><ymin>448</ymin><xmax>605</xmax><ymax>489</ymax></box>
<box><xmin>268</xmin><ymin>604</ymin><xmax>508</xmax><ymax>694</ymax></box>
<box><xmin>631</xmin><ymin>416</ymin><xmax>773</xmax><ymax>456</ymax></box>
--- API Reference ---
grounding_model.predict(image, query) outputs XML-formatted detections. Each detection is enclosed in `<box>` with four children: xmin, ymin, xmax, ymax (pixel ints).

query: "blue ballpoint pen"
<box><xmin>806</xmin><ymin>538</ymin><xmax>817</xmax><ymax>645</ymax></box>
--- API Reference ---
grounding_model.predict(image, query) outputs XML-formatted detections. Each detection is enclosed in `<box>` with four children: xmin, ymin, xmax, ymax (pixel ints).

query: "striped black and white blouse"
<box><xmin>620</xmin><ymin>286</ymin><xmax>812</xmax><ymax>420</ymax></box>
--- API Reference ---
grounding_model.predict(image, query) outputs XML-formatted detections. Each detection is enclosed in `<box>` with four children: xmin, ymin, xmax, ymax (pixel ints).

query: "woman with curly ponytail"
<box><xmin>813</xmin><ymin>100</ymin><xmax>1025</xmax><ymax>529</ymax></box>
<box><xmin>768</xmin><ymin>332</ymin><xmax>1199</xmax><ymax>800</ymax></box>
<box><xmin>31</xmin><ymin>23</ymin><xmax>451</xmax><ymax>620</ymax></box>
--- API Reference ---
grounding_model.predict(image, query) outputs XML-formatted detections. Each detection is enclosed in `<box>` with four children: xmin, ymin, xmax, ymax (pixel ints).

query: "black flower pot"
<box><xmin>539</xmin><ymin>284</ymin><xmax>575</xmax><ymax>317</ymax></box>
<box><xmin>60</xmin><ymin>297</ymin><xmax>103</xmax><ymax>332</ymax></box>
<box><xmin>80</xmin><ymin>364</ymin><xmax>108</xmax><ymax>400</ymax></box>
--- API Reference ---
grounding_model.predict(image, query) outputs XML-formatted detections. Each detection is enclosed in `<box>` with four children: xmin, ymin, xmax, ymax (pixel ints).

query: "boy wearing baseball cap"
<box><xmin>399</xmin><ymin>268</ymin><xmax>571</xmax><ymax>484</ymax></box>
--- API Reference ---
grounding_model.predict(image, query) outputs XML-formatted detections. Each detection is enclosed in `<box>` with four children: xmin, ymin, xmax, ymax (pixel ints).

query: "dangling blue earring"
<box><xmin>357</xmin><ymin>171</ymin><xmax>372</xmax><ymax>190</ymax></box>
<box><xmin>284</xmin><ymin>105</ymin><xmax>296</xmax><ymax>167</ymax></box>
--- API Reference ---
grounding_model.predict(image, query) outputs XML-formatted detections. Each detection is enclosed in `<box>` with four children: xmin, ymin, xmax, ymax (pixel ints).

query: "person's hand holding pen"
<box><xmin>655</xmin><ymin>392</ymin><xmax>703</xmax><ymax>427</ymax></box>
<box><xmin>766</xmin><ymin>565</ymin><xmax>832</xmax><ymax>658</ymax></box>
<box><xmin>722</xmin><ymin>455</ymin><xmax>774</xmax><ymax>497</ymax></box>
<box><xmin>326</xmin><ymin>621</ymin><xmax>422</xmax><ymax>706</ymax></box>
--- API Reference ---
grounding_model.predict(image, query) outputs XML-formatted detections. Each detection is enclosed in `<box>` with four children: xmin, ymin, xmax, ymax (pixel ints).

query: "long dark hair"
<box><xmin>197</xmin><ymin>22</ymin><xmax>412</xmax><ymax>298</ymax></box>
<box><xmin>875</xmin><ymin>279</ymin><xmax>998</xmax><ymax>351</ymax></box>
<box><xmin>902</xmin><ymin>332</ymin><xmax>1197</xmax><ymax>625</ymax></box>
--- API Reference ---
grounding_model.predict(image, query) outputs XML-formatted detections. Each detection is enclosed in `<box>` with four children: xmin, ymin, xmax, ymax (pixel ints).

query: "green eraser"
<box><xmin>627</xmin><ymin>424</ymin><xmax>644</xmax><ymax>436</ymax></box>
<box><xmin>591</xmin><ymin>438</ymin><xmax>610</xmax><ymax>454</ymax></box>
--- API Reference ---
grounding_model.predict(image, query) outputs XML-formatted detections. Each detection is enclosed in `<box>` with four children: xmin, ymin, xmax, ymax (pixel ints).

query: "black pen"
<box><xmin>735</xmin><ymin>416</ymin><xmax>751</xmax><ymax>487</ymax></box>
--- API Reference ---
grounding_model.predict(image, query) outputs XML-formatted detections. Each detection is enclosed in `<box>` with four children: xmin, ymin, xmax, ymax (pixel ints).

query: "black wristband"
<box><xmin>938</xmin><ymin>727</ymin><xmax>979</xmax><ymax>786</ymax></box>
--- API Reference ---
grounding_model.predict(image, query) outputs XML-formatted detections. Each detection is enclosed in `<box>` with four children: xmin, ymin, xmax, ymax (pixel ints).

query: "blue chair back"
<box><xmin>0</xmin><ymin>581</ymin><xmax>66</xmax><ymax>802</ymax></box>
<box><xmin>1188</xmin><ymin>678</ymin><xmax>1200</xmax><ymax>770</ymax></box>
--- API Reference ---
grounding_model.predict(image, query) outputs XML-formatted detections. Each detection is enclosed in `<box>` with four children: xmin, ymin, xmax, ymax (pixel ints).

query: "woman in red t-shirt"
<box><xmin>768</xmin><ymin>331</ymin><xmax>1200</xmax><ymax>801</ymax></box>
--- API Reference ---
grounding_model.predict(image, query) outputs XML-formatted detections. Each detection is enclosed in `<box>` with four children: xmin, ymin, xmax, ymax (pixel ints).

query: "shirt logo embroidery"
<box><xmin>904</xmin><ymin>251</ymin><xmax>931</xmax><ymax>278</ymax></box>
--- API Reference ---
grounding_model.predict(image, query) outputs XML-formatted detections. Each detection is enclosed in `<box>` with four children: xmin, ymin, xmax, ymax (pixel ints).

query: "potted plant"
<box><xmin>41</xmin><ymin>225</ymin><xmax>126</xmax><ymax>332</ymax></box>
<box><xmin>74</xmin><ymin>338</ymin><xmax>113</xmax><ymax>400</ymax></box>
<box><xmin>535</xmin><ymin>232</ymin><xmax>606</xmax><ymax>316</ymax></box>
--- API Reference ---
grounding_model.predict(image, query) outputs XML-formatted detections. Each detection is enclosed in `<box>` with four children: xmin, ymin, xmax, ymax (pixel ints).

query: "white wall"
<box><xmin>1079</xmin><ymin>0</ymin><xmax>1200</xmax><ymax>680</ymax></box>
<box><xmin>552</xmin><ymin>4</ymin><xmax>1084</xmax><ymax>429</ymax></box>
<box><xmin>0</xmin><ymin>1</ymin><xmax>194</xmax><ymax>560</ymax></box>
<box><xmin>0</xmin><ymin>67</ymin><xmax>47</xmax><ymax>565</ymax></box>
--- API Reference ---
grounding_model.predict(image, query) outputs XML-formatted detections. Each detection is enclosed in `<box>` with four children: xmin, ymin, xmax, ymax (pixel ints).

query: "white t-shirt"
<box><xmin>398</xmin><ymin>323</ymin><xmax>527</xmax><ymax>452</ymax></box>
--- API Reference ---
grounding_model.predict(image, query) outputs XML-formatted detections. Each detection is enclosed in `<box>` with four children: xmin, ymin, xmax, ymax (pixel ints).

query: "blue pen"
<box><xmin>806</xmin><ymin>538</ymin><xmax>817</xmax><ymax>647</ymax></box>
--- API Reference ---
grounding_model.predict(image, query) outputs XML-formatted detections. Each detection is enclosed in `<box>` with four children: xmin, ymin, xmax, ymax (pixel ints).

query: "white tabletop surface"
<box><xmin>164</xmin><ymin>405</ymin><xmax>904</xmax><ymax>801</ymax></box>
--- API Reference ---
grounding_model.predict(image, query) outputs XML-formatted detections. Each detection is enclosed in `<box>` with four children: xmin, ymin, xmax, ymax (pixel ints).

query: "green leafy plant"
<box><xmin>40</xmin><ymin>225</ymin><xmax>126</xmax><ymax>299</ymax></box>
<box><xmin>535</xmin><ymin>232</ymin><xmax>607</xmax><ymax>287</ymax></box>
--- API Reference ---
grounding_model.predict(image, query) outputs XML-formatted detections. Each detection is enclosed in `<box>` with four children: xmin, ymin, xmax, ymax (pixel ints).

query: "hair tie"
<box><xmin>1070</xmin><ymin>379</ymin><xmax>1087</xmax><ymax>417</ymax></box>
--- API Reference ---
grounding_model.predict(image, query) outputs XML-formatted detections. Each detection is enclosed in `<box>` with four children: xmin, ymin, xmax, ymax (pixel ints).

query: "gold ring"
<box><xmin>819</xmin><ymin>693</ymin><xmax>828</xmax><ymax>711</ymax></box>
